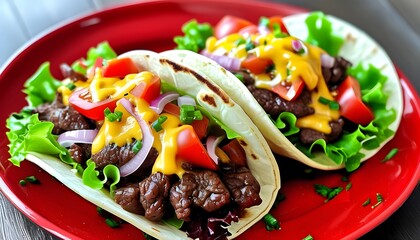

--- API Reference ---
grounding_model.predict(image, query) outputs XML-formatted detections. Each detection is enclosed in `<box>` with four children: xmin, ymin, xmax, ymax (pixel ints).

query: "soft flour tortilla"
<box><xmin>160</xmin><ymin>13</ymin><xmax>403</xmax><ymax>170</ymax></box>
<box><xmin>26</xmin><ymin>50</ymin><xmax>281</xmax><ymax>239</ymax></box>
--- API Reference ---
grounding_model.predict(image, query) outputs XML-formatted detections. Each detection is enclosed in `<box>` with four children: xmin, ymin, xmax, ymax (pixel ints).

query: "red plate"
<box><xmin>0</xmin><ymin>0</ymin><xmax>419</xmax><ymax>239</ymax></box>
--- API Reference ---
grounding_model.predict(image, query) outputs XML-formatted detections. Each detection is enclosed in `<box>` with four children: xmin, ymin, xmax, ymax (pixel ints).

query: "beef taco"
<box><xmin>163</xmin><ymin>12</ymin><xmax>403</xmax><ymax>171</ymax></box>
<box><xmin>6</xmin><ymin>46</ymin><xmax>280</xmax><ymax>239</ymax></box>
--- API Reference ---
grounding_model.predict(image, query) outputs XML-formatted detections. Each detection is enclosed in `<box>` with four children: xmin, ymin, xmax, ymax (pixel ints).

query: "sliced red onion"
<box><xmin>258</xmin><ymin>25</ymin><xmax>270</xmax><ymax>36</ymax></box>
<box><xmin>129</xmin><ymin>81</ymin><xmax>146</xmax><ymax>97</ymax></box>
<box><xmin>150</xmin><ymin>92</ymin><xmax>179</xmax><ymax>114</ymax></box>
<box><xmin>177</xmin><ymin>95</ymin><xmax>196</xmax><ymax>107</ymax></box>
<box><xmin>292</xmin><ymin>39</ymin><xmax>304</xmax><ymax>53</ymax></box>
<box><xmin>320</xmin><ymin>53</ymin><xmax>336</xmax><ymax>68</ymax></box>
<box><xmin>206</xmin><ymin>135</ymin><xmax>225</xmax><ymax>165</ymax></box>
<box><xmin>119</xmin><ymin>98</ymin><xmax>154</xmax><ymax>177</ymax></box>
<box><xmin>200</xmin><ymin>50</ymin><xmax>241</xmax><ymax>72</ymax></box>
<box><xmin>57</xmin><ymin>129</ymin><xmax>98</xmax><ymax>148</ymax></box>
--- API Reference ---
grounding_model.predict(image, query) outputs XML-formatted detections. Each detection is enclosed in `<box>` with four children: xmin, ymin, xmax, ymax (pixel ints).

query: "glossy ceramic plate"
<box><xmin>0</xmin><ymin>0</ymin><xmax>419</xmax><ymax>239</ymax></box>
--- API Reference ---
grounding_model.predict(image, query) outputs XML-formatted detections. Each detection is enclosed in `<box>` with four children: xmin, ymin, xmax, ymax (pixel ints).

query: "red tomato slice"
<box><xmin>241</xmin><ymin>56</ymin><xmax>273</xmax><ymax>75</ymax></box>
<box><xmin>221</xmin><ymin>139</ymin><xmax>247</xmax><ymax>167</ymax></box>
<box><xmin>130</xmin><ymin>75</ymin><xmax>161</xmax><ymax>104</ymax></box>
<box><xmin>335</xmin><ymin>76</ymin><xmax>374</xmax><ymax>126</ymax></box>
<box><xmin>177</xmin><ymin>127</ymin><xmax>217</xmax><ymax>170</ymax></box>
<box><xmin>69</xmin><ymin>88</ymin><xmax>117</xmax><ymax>121</ymax></box>
<box><xmin>238</xmin><ymin>24</ymin><xmax>259</xmax><ymax>37</ymax></box>
<box><xmin>214</xmin><ymin>15</ymin><xmax>253</xmax><ymax>39</ymax></box>
<box><xmin>272</xmin><ymin>78</ymin><xmax>305</xmax><ymax>101</ymax></box>
<box><xmin>87</xmin><ymin>57</ymin><xmax>104</xmax><ymax>79</ymax></box>
<box><xmin>102</xmin><ymin>58</ymin><xmax>139</xmax><ymax>78</ymax></box>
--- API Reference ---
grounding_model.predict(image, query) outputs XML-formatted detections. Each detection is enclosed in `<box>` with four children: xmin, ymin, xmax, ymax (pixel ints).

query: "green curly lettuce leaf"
<box><xmin>305</xmin><ymin>11</ymin><xmax>344</xmax><ymax>56</ymax></box>
<box><xmin>174</xmin><ymin>20</ymin><xmax>214</xmax><ymax>52</ymax></box>
<box><xmin>23</xmin><ymin>62</ymin><xmax>62</xmax><ymax>107</ymax></box>
<box><xmin>275</xmin><ymin>64</ymin><xmax>396</xmax><ymax>171</ymax></box>
<box><xmin>71</xmin><ymin>41</ymin><xmax>117</xmax><ymax>75</ymax></box>
<box><xmin>273</xmin><ymin>112</ymin><xmax>300</xmax><ymax>136</ymax></box>
<box><xmin>82</xmin><ymin>160</ymin><xmax>120</xmax><ymax>197</ymax></box>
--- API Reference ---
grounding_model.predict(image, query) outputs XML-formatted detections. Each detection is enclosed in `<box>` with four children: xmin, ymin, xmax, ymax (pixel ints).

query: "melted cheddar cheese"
<box><xmin>205</xmin><ymin>32</ymin><xmax>340</xmax><ymax>134</ymax></box>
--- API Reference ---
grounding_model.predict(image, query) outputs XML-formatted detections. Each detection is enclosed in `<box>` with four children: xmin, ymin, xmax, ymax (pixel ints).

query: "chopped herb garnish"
<box><xmin>362</xmin><ymin>198</ymin><xmax>371</xmax><ymax>207</ymax></box>
<box><xmin>381</xmin><ymin>148</ymin><xmax>398</xmax><ymax>163</ymax></box>
<box><xmin>345</xmin><ymin>182</ymin><xmax>352</xmax><ymax>191</ymax></box>
<box><xmin>180</xmin><ymin>105</ymin><xmax>203</xmax><ymax>124</ymax></box>
<box><xmin>234</xmin><ymin>73</ymin><xmax>244</xmax><ymax>82</ymax></box>
<box><xmin>235</xmin><ymin>38</ymin><xmax>246</xmax><ymax>46</ymax></box>
<box><xmin>318</xmin><ymin>96</ymin><xmax>340</xmax><ymax>110</ymax></box>
<box><xmin>104</xmin><ymin>108</ymin><xmax>123</xmax><ymax>122</ymax></box>
<box><xmin>259</xmin><ymin>17</ymin><xmax>270</xmax><ymax>27</ymax></box>
<box><xmin>19</xmin><ymin>180</ymin><xmax>27</xmax><ymax>186</ymax></box>
<box><xmin>314</xmin><ymin>184</ymin><xmax>343</xmax><ymax>202</ymax></box>
<box><xmin>105</xmin><ymin>218</ymin><xmax>120</xmax><ymax>228</ymax></box>
<box><xmin>303</xmin><ymin>235</ymin><xmax>314</xmax><ymax>240</ymax></box>
<box><xmin>25</xmin><ymin>175</ymin><xmax>39</xmax><ymax>183</ymax></box>
<box><xmin>273</xmin><ymin>23</ymin><xmax>288</xmax><ymax>38</ymax></box>
<box><xmin>263</xmin><ymin>213</ymin><xmax>280</xmax><ymax>231</ymax></box>
<box><xmin>245</xmin><ymin>38</ymin><xmax>255</xmax><ymax>51</ymax></box>
<box><xmin>65</xmin><ymin>82</ymin><xmax>76</xmax><ymax>90</ymax></box>
<box><xmin>152</xmin><ymin>115</ymin><xmax>168</xmax><ymax>132</ymax></box>
<box><xmin>132</xmin><ymin>140</ymin><xmax>143</xmax><ymax>154</ymax></box>
<box><xmin>372</xmin><ymin>193</ymin><xmax>384</xmax><ymax>208</ymax></box>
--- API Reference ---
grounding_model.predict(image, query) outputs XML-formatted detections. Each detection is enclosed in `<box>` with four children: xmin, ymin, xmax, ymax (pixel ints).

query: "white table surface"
<box><xmin>1</xmin><ymin>0</ymin><xmax>420</xmax><ymax>239</ymax></box>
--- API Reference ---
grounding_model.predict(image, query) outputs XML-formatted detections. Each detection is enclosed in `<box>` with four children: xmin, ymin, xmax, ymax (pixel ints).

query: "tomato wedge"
<box><xmin>177</xmin><ymin>127</ymin><xmax>217</xmax><ymax>170</ymax></box>
<box><xmin>241</xmin><ymin>56</ymin><xmax>273</xmax><ymax>75</ymax></box>
<box><xmin>238</xmin><ymin>24</ymin><xmax>259</xmax><ymax>37</ymax></box>
<box><xmin>102</xmin><ymin>58</ymin><xmax>139</xmax><ymax>78</ymax></box>
<box><xmin>335</xmin><ymin>76</ymin><xmax>374</xmax><ymax>125</ymax></box>
<box><xmin>268</xmin><ymin>16</ymin><xmax>289</xmax><ymax>34</ymax></box>
<box><xmin>221</xmin><ymin>139</ymin><xmax>247</xmax><ymax>167</ymax></box>
<box><xmin>272</xmin><ymin>78</ymin><xmax>305</xmax><ymax>101</ymax></box>
<box><xmin>214</xmin><ymin>15</ymin><xmax>253</xmax><ymax>39</ymax></box>
<box><xmin>130</xmin><ymin>75</ymin><xmax>161</xmax><ymax>104</ymax></box>
<box><xmin>69</xmin><ymin>88</ymin><xmax>117</xmax><ymax>121</ymax></box>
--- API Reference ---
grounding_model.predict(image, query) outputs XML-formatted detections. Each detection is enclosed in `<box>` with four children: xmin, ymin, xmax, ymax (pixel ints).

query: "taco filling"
<box><xmin>170</xmin><ymin>12</ymin><xmax>401</xmax><ymax>171</ymax></box>
<box><xmin>6</xmin><ymin>43</ymin><xmax>279</xmax><ymax>239</ymax></box>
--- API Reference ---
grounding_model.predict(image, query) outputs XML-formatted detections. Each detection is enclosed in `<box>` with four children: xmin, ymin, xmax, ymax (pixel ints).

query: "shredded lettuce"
<box><xmin>305</xmin><ymin>12</ymin><xmax>344</xmax><ymax>56</ymax></box>
<box><xmin>174</xmin><ymin>20</ymin><xmax>214</xmax><ymax>52</ymax></box>
<box><xmin>23</xmin><ymin>62</ymin><xmax>61</xmax><ymax>107</ymax></box>
<box><xmin>275</xmin><ymin>63</ymin><xmax>396</xmax><ymax>171</ymax></box>
<box><xmin>71</xmin><ymin>41</ymin><xmax>117</xmax><ymax>75</ymax></box>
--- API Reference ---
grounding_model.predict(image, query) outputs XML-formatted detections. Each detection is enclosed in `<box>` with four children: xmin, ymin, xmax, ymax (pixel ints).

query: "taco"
<box><xmin>6</xmin><ymin>46</ymin><xmax>280</xmax><ymax>239</ymax></box>
<box><xmin>164</xmin><ymin>12</ymin><xmax>403</xmax><ymax>171</ymax></box>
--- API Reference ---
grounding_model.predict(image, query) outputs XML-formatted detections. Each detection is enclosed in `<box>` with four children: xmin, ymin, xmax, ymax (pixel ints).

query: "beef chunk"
<box><xmin>170</xmin><ymin>170</ymin><xmax>231</xmax><ymax>222</ymax></box>
<box><xmin>114</xmin><ymin>184</ymin><xmax>145</xmax><ymax>215</ymax></box>
<box><xmin>68</xmin><ymin>143</ymin><xmax>91</xmax><ymax>164</ymax></box>
<box><xmin>247</xmin><ymin>85</ymin><xmax>314</xmax><ymax>118</ymax></box>
<box><xmin>60</xmin><ymin>63</ymin><xmax>87</xmax><ymax>81</ymax></box>
<box><xmin>139</xmin><ymin>172</ymin><xmax>171</xmax><ymax>221</ymax></box>
<box><xmin>35</xmin><ymin>93</ymin><xmax>92</xmax><ymax>134</ymax></box>
<box><xmin>221</xmin><ymin>165</ymin><xmax>262</xmax><ymax>209</ymax></box>
<box><xmin>91</xmin><ymin>143</ymin><xmax>158</xmax><ymax>170</ymax></box>
<box><xmin>322</xmin><ymin>56</ymin><xmax>352</xmax><ymax>87</ymax></box>
<box><xmin>299</xmin><ymin>118</ymin><xmax>345</xmax><ymax>144</ymax></box>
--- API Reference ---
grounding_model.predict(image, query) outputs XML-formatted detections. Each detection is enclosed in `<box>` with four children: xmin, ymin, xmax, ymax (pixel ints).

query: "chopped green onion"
<box><xmin>104</xmin><ymin>108</ymin><xmax>123</xmax><ymax>122</ymax></box>
<box><xmin>259</xmin><ymin>17</ymin><xmax>270</xmax><ymax>27</ymax></box>
<box><xmin>19</xmin><ymin>180</ymin><xmax>27</xmax><ymax>186</ymax></box>
<box><xmin>381</xmin><ymin>148</ymin><xmax>398</xmax><ymax>163</ymax></box>
<box><xmin>303</xmin><ymin>235</ymin><xmax>314</xmax><ymax>240</ymax></box>
<box><xmin>273</xmin><ymin>23</ymin><xmax>288</xmax><ymax>38</ymax></box>
<box><xmin>372</xmin><ymin>193</ymin><xmax>384</xmax><ymax>209</ymax></box>
<box><xmin>318</xmin><ymin>96</ymin><xmax>340</xmax><ymax>110</ymax></box>
<box><xmin>152</xmin><ymin>116</ymin><xmax>168</xmax><ymax>132</ymax></box>
<box><xmin>263</xmin><ymin>213</ymin><xmax>280</xmax><ymax>231</ymax></box>
<box><xmin>105</xmin><ymin>218</ymin><xmax>120</xmax><ymax>228</ymax></box>
<box><xmin>65</xmin><ymin>82</ymin><xmax>76</xmax><ymax>90</ymax></box>
<box><xmin>25</xmin><ymin>176</ymin><xmax>39</xmax><ymax>184</ymax></box>
<box><xmin>234</xmin><ymin>73</ymin><xmax>244</xmax><ymax>82</ymax></box>
<box><xmin>132</xmin><ymin>140</ymin><xmax>143</xmax><ymax>154</ymax></box>
<box><xmin>245</xmin><ymin>38</ymin><xmax>255</xmax><ymax>51</ymax></box>
<box><xmin>314</xmin><ymin>184</ymin><xmax>343</xmax><ymax>202</ymax></box>
<box><xmin>180</xmin><ymin>105</ymin><xmax>203</xmax><ymax>124</ymax></box>
<box><xmin>235</xmin><ymin>38</ymin><xmax>246</xmax><ymax>46</ymax></box>
<box><xmin>362</xmin><ymin>198</ymin><xmax>371</xmax><ymax>207</ymax></box>
<box><xmin>345</xmin><ymin>182</ymin><xmax>352</xmax><ymax>191</ymax></box>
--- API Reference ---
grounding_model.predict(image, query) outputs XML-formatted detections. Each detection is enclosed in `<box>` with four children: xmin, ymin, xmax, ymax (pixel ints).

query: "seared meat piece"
<box><xmin>322</xmin><ymin>56</ymin><xmax>352</xmax><ymax>87</ymax></box>
<box><xmin>221</xmin><ymin>165</ymin><xmax>262</xmax><ymax>209</ymax></box>
<box><xmin>91</xmin><ymin>143</ymin><xmax>158</xmax><ymax>170</ymax></box>
<box><xmin>170</xmin><ymin>170</ymin><xmax>231</xmax><ymax>222</ymax></box>
<box><xmin>114</xmin><ymin>184</ymin><xmax>145</xmax><ymax>215</ymax></box>
<box><xmin>139</xmin><ymin>172</ymin><xmax>171</xmax><ymax>221</ymax></box>
<box><xmin>60</xmin><ymin>63</ymin><xmax>87</xmax><ymax>81</ymax></box>
<box><xmin>35</xmin><ymin>93</ymin><xmax>92</xmax><ymax>134</ymax></box>
<box><xmin>299</xmin><ymin>118</ymin><xmax>345</xmax><ymax>144</ymax></box>
<box><xmin>68</xmin><ymin>143</ymin><xmax>91</xmax><ymax>164</ymax></box>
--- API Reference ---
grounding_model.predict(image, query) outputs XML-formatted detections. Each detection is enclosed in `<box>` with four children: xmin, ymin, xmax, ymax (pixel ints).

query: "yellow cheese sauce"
<box><xmin>206</xmin><ymin>32</ymin><xmax>340</xmax><ymax>134</ymax></box>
